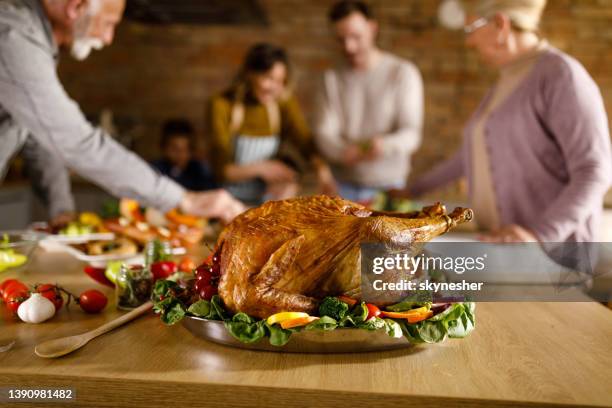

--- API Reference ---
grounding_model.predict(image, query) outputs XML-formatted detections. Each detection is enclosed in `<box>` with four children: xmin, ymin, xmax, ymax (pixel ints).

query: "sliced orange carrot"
<box><xmin>280</xmin><ymin>316</ymin><xmax>319</xmax><ymax>329</ymax></box>
<box><xmin>406</xmin><ymin>310</ymin><xmax>433</xmax><ymax>324</ymax></box>
<box><xmin>337</xmin><ymin>295</ymin><xmax>358</xmax><ymax>307</ymax></box>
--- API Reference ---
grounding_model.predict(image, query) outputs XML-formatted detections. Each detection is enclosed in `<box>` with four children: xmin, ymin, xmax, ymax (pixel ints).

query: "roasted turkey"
<box><xmin>216</xmin><ymin>195</ymin><xmax>472</xmax><ymax>319</ymax></box>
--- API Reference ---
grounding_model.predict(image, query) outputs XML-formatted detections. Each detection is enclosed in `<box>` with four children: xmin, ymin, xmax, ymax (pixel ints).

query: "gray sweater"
<box><xmin>411</xmin><ymin>47</ymin><xmax>612</xmax><ymax>242</ymax></box>
<box><xmin>0</xmin><ymin>0</ymin><xmax>184</xmax><ymax>213</ymax></box>
<box><xmin>314</xmin><ymin>52</ymin><xmax>424</xmax><ymax>188</ymax></box>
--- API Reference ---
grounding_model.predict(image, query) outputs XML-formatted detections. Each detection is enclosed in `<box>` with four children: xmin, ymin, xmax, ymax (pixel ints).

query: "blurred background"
<box><xmin>1</xmin><ymin>0</ymin><xmax>611</xmax><ymax>224</ymax></box>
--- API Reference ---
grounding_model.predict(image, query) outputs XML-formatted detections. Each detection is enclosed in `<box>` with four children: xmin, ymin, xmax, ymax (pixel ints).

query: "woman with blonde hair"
<box><xmin>405</xmin><ymin>0</ymin><xmax>611</xmax><ymax>243</ymax></box>
<box><xmin>207</xmin><ymin>43</ymin><xmax>334</xmax><ymax>205</ymax></box>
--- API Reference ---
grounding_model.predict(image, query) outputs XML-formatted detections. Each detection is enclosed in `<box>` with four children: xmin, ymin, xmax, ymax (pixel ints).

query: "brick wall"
<box><xmin>58</xmin><ymin>0</ymin><xmax>612</xmax><ymax>197</ymax></box>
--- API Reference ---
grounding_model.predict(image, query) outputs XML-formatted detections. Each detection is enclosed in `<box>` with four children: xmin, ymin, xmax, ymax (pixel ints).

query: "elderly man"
<box><xmin>0</xmin><ymin>0</ymin><xmax>244</xmax><ymax>223</ymax></box>
<box><xmin>314</xmin><ymin>0</ymin><xmax>424</xmax><ymax>203</ymax></box>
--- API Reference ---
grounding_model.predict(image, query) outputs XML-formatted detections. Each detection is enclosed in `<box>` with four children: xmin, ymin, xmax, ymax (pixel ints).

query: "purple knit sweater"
<box><xmin>410</xmin><ymin>47</ymin><xmax>612</xmax><ymax>242</ymax></box>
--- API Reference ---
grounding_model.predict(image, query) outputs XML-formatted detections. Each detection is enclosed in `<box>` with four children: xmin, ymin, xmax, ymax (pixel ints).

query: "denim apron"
<box><xmin>225</xmin><ymin>101</ymin><xmax>281</xmax><ymax>206</ymax></box>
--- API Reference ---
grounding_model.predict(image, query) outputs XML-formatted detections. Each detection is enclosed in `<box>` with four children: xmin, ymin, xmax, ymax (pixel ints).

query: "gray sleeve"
<box><xmin>380</xmin><ymin>62</ymin><xmax>424</xmax><ymax>156</ymax></box>
<box><xmin>0</xmin><ymin>113</ymin><xmax>28</xmax><ymax>180</ymax></box>
<box><xmin>0</xmin><ymin>29</ymin><xmax>184</xmax><ymax>212</ymax></box>
<box><xmin>22</xmin><ymin>136</ymin><xmax>75</xmax><ymax>218</ymax></box>
<box><xmin>313</xmin><ymin>72</ymin><xmax>347</xmax><ymax>163</ymax></box>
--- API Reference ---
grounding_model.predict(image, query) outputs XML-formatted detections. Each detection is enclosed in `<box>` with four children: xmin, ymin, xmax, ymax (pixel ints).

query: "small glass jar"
<box><xmin>116</xmin><ymin>264</ymin><xmax>153</xmax><ymax>310</ymax></box>
<box><xmin>144</xmin><ymin>239</ymin><xmax>172</xmax><ymax>267</ymax></box>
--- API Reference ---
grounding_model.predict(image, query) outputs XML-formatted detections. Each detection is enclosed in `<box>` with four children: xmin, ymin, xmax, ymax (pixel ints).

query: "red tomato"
<box><xmin>2</xmin><ymin>281</ymin><xmax>28</xmax><ymax>302</ymax></box>
<box><xmin>0</xmin><ymin>279</ymin><xmax>20</xmax><ymax>297</ymax></box>
<box><xmin>36</xmin><ymin>284</ymin><xmax>64</xmax><ymax>311</ymax></box>
<box><xmin>78</xmin><ymin>290</ymin><xmax>108</xmax><ymax>314</ymax></box>
<box><xmin>150</xmin><ymin>261</ymin><xmax>178</xmax><ymax>281</ymax></box>
<box><xmin>366</xmin><ymin>303</ymin><xmax>381</xmax><ymax>320</ymax></box>
<box><xmin>178</xmin><ymin>257</ymin><xmax>196</xmax><ymax>273</ymax></box>
<box><xmin>6</xmin><ymin>290</ymin><xmax>29</xmax><ymax>314</ymax></box>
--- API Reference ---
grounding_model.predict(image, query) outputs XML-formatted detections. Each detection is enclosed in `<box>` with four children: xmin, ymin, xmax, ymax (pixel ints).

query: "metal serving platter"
<box><xmin>182</xmin><ymin>315</ymin><xmax>412</xmax><ymax>353</ymax></box>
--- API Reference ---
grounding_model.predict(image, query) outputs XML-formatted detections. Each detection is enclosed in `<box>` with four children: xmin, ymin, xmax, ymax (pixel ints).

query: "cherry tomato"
<box><xmin>366</xmin><ymin>303</ymin><xmax>381</xmax><ymax>320</ymax></box>
<box><xmin>0</xmin><ymin>279</ymin><xmax>19</xmax><ymax>297</ymax></box>
<box><xmin>36</xmin><ymin>284</ymin><xmax>64</xmax><ymax>311</ymax></box>
<box><xmin>198</xmin><ymin>285</ymin><xmax>218</xmax><ymax>300</ymax></box>
<box><xmin>2</xmin><ymin>281</ymin><xmax>28</xmax><ymax>302</ymax></box>
<box><xmin>150</xmin><ymin>261</ymin><xmax>178</xmax><ymax>281</ymax></box>
<box><xmin>178</xmin><ymin>257</ymin><xmax>196</xmax><ymax>273</ymax></box>
<box><xmin>78</xmin><ymin>290</ymin><xmax>108</xmax><ymax>314</ymax></box>
<box><xmin>6</xmin><ymin>290</ymin><xmax>29</xmax><ymax>314</ymax></box>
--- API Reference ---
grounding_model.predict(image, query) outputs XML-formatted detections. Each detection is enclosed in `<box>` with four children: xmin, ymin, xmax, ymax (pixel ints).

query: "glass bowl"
<box><xmin>0</xmin><ymin>230</ymin><xmax>42</xmax><ymax>275</ymax></box>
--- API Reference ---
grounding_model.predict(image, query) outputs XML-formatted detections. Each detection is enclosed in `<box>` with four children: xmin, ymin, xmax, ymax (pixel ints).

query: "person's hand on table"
<box><xmin>49</xmin><ymin>211</ymin><xmax>76</xmax><ymax>229</ymax></box>
<box><xmin>479</xmin><ymin>224</ymin><xmax>538</xmax><ymax>243</ymax></box>
<box><xmin>255</xmin><ymin>160</ymin><xmax>298</xmax><ymax>184</ymax></box>
<box><xmin>180</xmin><ymin>189</ymin><xmax>246</xmax><ymax>224</ymax></box>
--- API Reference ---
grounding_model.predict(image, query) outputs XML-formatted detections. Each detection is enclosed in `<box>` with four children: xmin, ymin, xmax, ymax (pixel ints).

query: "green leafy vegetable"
<box><xmin>161</xmin><ymin>302</ymin><xmax>186</xmax><ymax>325</ymax></box>
<box><xmin>225</xmin><ymin>314</ymin><xmax>266</xmax><ymax>343</ymax></box>
<box><xmin>266</xmin><ymin>323</ymin><xmax>293</xmax><ymax>346</ymax></box>
<box><xmin>358</xmin><ymin>317</ymin><xmax>386</xmax><ymax>331</ymax></box>
<box><xmin>187</xmin><ymin>300</ymin><xmax>211</xmax><ymax>318</ymax></box>
<box><xmin>318</xmin><ymin>296</ymin><xmax>349</xmax><ymax>321</ymax></box>
<box><xmin>350</xmin><ymin>302</ymin><xmax>369</xmax><ymax>324</ymax></box>
<box><xmin>384</xmin><ymin>319</ymin><xmax>403</xmax><ymax>338</ymax></box>
<box><xmin>305</xmin><ymin>315</ymin><xmax>338</xmax><ymax>331</ymax></box>
<box><xmin>386</xmin><ymin>292</ymin><xmax>433</xmax><ymax>312</ymax></box>
<box><xmin>209</xmin><ymin>295</ymin><xmax>229</xmax><ymax>320</ymax></box>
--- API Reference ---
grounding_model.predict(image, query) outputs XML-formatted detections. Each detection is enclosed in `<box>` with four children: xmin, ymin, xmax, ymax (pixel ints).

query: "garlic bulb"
<box><xmin>17</xmin><ymin>293</ymin><xmax>56</xmax><ymax>324</ymax></box>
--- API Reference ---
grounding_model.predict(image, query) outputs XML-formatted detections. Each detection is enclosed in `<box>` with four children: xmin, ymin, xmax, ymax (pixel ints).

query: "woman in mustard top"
<box><xmin>207</xmin><ymin>43</ymin><xmax>334</xmax><ymax>205</ymax></box>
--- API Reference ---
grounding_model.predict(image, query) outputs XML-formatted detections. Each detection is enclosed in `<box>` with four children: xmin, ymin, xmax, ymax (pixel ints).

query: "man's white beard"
<box><xmin>71</xmin><ymin>37</ymin><xmax>104</xmax><ymax>61</ymax></box>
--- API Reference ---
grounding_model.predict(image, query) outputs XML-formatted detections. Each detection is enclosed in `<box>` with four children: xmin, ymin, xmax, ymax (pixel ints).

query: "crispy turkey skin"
<box><xmin>216</xmin><ymin>195</ymin><xmax>472</xmax><ymax>319</ymax></box>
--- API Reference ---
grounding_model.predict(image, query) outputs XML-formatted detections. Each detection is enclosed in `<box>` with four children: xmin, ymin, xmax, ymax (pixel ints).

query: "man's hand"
<box><xmin>342</xmin><ymin>144</ymin><xmax>363</xmax><ymax>166</ymax></box>
<box><xmin>180</xmin><ymin>190</ymin><xmax>246</xmax><ymax>224</ymax></box>
<box><xmin>49</xmin><ymin>212</ymin><xmax>76</xmax><ymax>229</ymax></box>
<box><xmin>479</xmin><ymin>224</ymin><xmax>539</xmax><ymax>243</ymax></box>
<box><xmin>362</xmin><ymin>136</ymin><xmax>384</xmax><ymax>161</ymax></box>
<box><xmin>255</xmin><ymin>160</ymin><xmax>298</xmax><ymax>184</ymax></box>
<box><xmin>343</xmin><ymin>137</ymin><xmax>384</xmax><ymax>165</ymax></box>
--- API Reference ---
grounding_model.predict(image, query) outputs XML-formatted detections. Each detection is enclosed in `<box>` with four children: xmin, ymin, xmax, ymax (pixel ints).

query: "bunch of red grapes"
<box><xmin>194</xmin><ymin>252</ymin><xmax>221</xmax><ymax>300</ymax></box>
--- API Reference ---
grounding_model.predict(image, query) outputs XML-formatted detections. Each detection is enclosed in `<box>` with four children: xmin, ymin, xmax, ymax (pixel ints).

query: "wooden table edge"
<box><xmin>0</xmin><ymin>373</ymin><xmax>605</xmax><ymax>408</ymax></box>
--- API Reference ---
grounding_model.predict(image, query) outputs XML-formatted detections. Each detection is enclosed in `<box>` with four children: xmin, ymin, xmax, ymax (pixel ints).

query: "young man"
<box><xmin>0</xmin><ymin>0</ymin><xmax>244</xmax><ymax>223</ymax></box>
<box><xmin>151</xmin><ymin>119</ymin><xmax>217</xmax><ymax>192</ymax></box>
<box><xmin>314</xmin><ymin>0</ymin><xmax>424</xmax><ymax>203</ymax></box>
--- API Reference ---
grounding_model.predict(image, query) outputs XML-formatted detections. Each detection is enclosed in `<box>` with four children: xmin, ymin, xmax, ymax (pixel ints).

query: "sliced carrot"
<box><xmin>406</xmin><ymin>310</ymin><xmax>433</xmax><ymax>324</ymax></box>
<box><xmin>280</xmin><ymin>316</ymin><xmax>319</xmax><ymax>329</ymax></box>
<box><xmin>337</xmin><ymin>295</ymin><xmax>357</xmax><ymax>307</ymax></box>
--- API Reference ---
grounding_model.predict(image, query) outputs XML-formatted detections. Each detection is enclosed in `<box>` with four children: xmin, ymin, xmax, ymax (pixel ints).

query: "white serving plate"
<box><xmin>39</xmin><ymin>239</ymin><xmax>185</xmax><ymax>267</ymax></box>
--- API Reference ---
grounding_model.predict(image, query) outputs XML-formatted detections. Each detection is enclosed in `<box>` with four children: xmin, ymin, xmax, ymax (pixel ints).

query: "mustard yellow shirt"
<box><xmin>206</xmin><ymin>90</ymin><xmax>315</xmax><ymax>180</ymax></box>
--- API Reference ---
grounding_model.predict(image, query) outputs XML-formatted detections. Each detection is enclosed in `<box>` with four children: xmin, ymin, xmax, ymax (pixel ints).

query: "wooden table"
<box><xmin>1</xmin><ymin>249</ymin><xmax>611</xmax><ymax>408</ymax></box>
